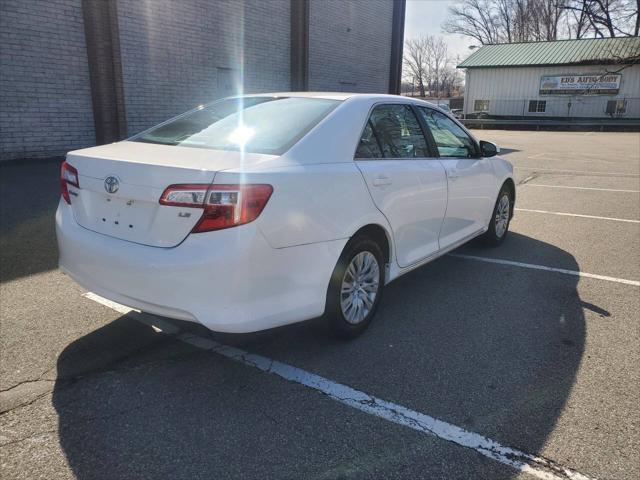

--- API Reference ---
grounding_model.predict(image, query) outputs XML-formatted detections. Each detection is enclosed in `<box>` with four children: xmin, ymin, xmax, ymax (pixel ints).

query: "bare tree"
<box><xmin>533</xmin><ymin>0</ymin><xmax>566</xmax><ymax>40</ymax></box>
<box><xmin>443</xmin><ymin>0</ymin><xmax>502</xmax><ymax>44</ymax></box>
<box><xmin>495</xmin><ymin>0</ymin><xmax>515</xmax><ymax>41</ymax></box>
<box><xmin>403</xmin><ymin>35</ymin><xmax>460</xmax><ymax>98</ymax></box>
<box><xmin>444</xmin><ymin>0</ymin><xmax>560</xmax><ymax>44</ymax></box>
<box><xmin>565</xmin><ymin>2</ymin><xmax>590</xmax><ymax>38</ymax></box>
<box><xmin>562</xmin><ymin>0</ymin><xmax>639</xmax><ymax>37</ymax></box>
<box><xmin>444</xmin><ymin>0</ymin><xmax>638</xmax><ymax>44</ymax></box>
<box><xmin>431</xmin><ymin>37</ymin><xmax>449</xmax><ymax>97</ymax></box>
<box><xmin>513</xmin><ymin>0</ymin><xmax>533</xmax><ymax>41</ymax></box>
<box><xmin>403</xmin><ymin>37</ymin><xmax>431</xmax><ymax>97</ymax></box>
<box><xmin>439</xmin><ymin>63</ymin><xmax>464</xmax><ymax>97</ymax></box>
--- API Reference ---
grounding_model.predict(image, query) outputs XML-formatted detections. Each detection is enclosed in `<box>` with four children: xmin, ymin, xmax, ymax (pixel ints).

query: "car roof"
<box><xmin>246</xmin><ymin>91</ymin><xmax>427</xmax><ymax>102</ymax></box>
<box><xmin>245</xmin><ymin>93</ymin><xmax>453</xmax><ymax>114</ymax></box>
<box><xmin>225</xmin><ymin>92</ymin><xmax>453</xmax><ymax>120</ymax></box>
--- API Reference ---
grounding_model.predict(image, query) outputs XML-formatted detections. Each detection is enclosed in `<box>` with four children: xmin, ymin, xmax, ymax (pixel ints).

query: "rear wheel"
<box><xmin>325</xmin><ymin>236</ymin><xmax>385</xmax><ymax>339</ymax></box>
<box><xmin>482</xmin><ymin>186</ymin><xmax>512</xmax><ymax>246</ymax></box>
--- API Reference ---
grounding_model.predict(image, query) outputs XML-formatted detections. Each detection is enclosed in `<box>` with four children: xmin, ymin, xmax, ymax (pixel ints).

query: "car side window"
<box><xmin>355</xmin><ymin>121</ymin><xmax>383</xmax><ymax>159</ymax></box>
<box><xmin>417</xmin><ymin>107</ymin><xmax>476</xmax><ymax>158</ymax></box>
<box><xmin>356</xmin><ymin>104</ymin><xmax>429</xmax><ymax>159</ymax></box>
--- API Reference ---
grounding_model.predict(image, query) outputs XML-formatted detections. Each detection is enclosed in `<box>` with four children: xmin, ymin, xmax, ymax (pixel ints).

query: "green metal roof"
<box><xmin>457</xmin><ymin>37</ymin><xmax>640</xmax><ymax>69</ymax></box>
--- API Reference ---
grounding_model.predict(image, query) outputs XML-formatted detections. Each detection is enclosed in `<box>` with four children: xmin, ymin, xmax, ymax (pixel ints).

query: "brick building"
<box><xmin>0</xmin><ymin>0</ymin><xmax>405</xmax><ymax>161</ymax></box>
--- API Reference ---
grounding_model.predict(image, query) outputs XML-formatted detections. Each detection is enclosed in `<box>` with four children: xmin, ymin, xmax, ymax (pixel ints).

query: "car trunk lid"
<box><xmin>65</xmin><ymin>141</ymin><xmax>276</xmax><ymax>247</ymax></box>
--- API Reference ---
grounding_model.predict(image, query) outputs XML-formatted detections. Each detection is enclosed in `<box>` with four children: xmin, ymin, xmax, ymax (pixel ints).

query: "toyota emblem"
<box><xmin>104</xmin><ymin>176</ymin><xmax>120</xmax><ymax>194</ymax></box>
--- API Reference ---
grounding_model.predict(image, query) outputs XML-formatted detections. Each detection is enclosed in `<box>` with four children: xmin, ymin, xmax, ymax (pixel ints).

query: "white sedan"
<box><xmin>56</xmin><ymin>93</ymin><xmax>514</xmax><ymax>338</ymax></box>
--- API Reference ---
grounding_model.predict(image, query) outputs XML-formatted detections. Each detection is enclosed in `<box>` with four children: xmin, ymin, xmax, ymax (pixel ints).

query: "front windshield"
<box><xmin>132</xmin><ymin>97</ymin><xmax>340</xmax><ymax>155</ymax></box>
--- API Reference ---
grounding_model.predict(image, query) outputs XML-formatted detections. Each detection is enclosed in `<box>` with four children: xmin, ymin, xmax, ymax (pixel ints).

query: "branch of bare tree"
<box><xmin>443</xmin><ymin>0</ymin><xmax>638</xmax><ymax>43</ymax></box>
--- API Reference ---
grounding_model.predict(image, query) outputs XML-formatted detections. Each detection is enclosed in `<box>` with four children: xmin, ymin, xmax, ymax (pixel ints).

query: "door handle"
<box><xmin>447</xmin><ymin>169</ymin><xmax>459</xmax><ymax>180</ymax></box>
<box><xmin>372</xmin><ymin>175</ymin><xmax>392</xmax><ymax>187</ymax></box>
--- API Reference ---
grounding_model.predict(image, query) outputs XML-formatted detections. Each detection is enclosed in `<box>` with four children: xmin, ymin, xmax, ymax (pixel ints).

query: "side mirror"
<box><xmin>480</xmin><ymin>140</ymin><xmax>499</xmax><ymax>157</ymax></box>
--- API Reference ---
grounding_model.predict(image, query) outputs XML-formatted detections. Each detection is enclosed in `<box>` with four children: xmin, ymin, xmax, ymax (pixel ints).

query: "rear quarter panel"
<box><xmin>214</xmin><ymin>164</ymin><xmax>391</xmax><ymax>249</ymax></box>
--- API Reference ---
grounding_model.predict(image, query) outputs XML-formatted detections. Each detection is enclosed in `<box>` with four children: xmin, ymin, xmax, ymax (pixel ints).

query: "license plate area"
<box><xmin>92</xmin><ymin>194</ymin><xmax>157</xmax><ymax>233</ymax></box>
<box><xmin>96</xmin><ymin>196</ymin><xmax>148</xmax><ymax>230</ymax></box>
<box><xmin>72</xmin><ymin>188</ymin><xmax>159</xmax><ymax>242</ymax></box>
<box><xmin>70</xmin><ymin>175</ymin><xmax>202</xmax><ymax>247</ymax></box>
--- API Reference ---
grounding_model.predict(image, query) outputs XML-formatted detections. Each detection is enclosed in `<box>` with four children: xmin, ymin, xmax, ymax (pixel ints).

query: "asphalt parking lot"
<box><xmin>1</xmin><ymin>130</ymin><xmax>638</xmax><ymax>480</ymax></box>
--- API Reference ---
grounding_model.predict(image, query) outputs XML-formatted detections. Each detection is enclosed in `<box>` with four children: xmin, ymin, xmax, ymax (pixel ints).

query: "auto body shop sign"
<box><xmin>539</xmin><ymin>74</ymin><xmax>622</xmax><ymax>95</ymax></box>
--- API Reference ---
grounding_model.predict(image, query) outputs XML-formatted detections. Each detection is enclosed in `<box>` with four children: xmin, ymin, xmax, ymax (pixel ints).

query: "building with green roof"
<box><xmin>457</xmin><ymin>37</ymin><xmax>640</xmax><ymax>120</ymax></box>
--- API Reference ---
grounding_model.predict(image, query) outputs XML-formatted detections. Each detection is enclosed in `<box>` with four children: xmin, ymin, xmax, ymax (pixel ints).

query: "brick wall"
<box><xmin>0</xmin><ymin>0</ymin><xmax>397</xmax><ymax>160</ymax></box>
<box><xmin>308</xmin><ymin>0</ymin><xmax>393</xmax><ymax>93</ymax></box>
<box><xmin>116</xmin><ymin>0</ymin><xmax>291</xmax><ymax>136</ymax></box>
<box><xmin>0</xmin><ymin>0</ymin><xmax>95</xmax><ymax>161</ymax></box>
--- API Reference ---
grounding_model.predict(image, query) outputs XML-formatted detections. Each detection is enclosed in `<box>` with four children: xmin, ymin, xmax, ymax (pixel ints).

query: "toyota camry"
<box><xmin>56</xmin><ymin>93</ymin><xmax>515</xmax><ymax>338</ymax></box>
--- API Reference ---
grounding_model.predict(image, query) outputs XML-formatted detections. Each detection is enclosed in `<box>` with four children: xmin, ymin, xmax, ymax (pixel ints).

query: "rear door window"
<box><xmin>355</xmin><ymin>121</ymin><xmax>383</xmax><ymax>158</ymax></box>
<box><xmin>356</xmin><ymin>104</ymin><xmax>430</xmax><ymax>159</ymax></box>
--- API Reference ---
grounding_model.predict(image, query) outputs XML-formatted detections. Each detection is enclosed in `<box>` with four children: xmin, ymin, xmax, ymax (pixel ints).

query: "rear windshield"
<box><xmin>132</xmin><ymin>97</ymin><xmax>340</xmax><ymax>155</ymax></box>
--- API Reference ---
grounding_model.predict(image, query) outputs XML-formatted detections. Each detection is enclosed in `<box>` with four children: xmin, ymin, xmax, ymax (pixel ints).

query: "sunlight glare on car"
<box><xmin>228</xmin><ymin>124</ymin><xmax>255</xmax><ymax>147</ymax></box>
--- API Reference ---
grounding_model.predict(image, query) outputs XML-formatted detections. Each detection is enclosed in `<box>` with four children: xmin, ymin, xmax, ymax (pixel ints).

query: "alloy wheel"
<box><xmin>495</xmin><ymin>194</ymin><xmax>510</xmax><ymax>238</ymax></box>
<box><xmin>340</xmin><ymin>251</ymin><xmax>380</xmax><ymax>325</ymax></box>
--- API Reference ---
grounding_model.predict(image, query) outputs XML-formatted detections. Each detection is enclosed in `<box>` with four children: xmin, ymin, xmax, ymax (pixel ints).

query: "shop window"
<box><xmin>605</xmin><ymin>100</ymin><xmax>626</xmax><ymax>116</ymax></box>
<box><xmin>473</xmin><ymin>100</ymin><xmax>490</xmax><ymax>112</ymax></box>
<box><xmin>528</xmin><ymin>100</ymin><xmax>546</xmax><ymax>113</ymax></box>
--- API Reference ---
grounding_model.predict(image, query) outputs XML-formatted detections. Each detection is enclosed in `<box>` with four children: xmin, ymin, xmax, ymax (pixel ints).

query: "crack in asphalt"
<box><xmin>0</xmin><ymin>341</ymin><xmax>206</xmax><ymax>416</ymax></box>
<box><xmin>0</xmin><ymin>378</ymin><xmax>54</xmax><ymax>395</ymax></box>
<box><xmin>0</xmin><ymin>389</ymin><xmax>53</xmax><ymax>415</ymax></box>
<box><xmin>0</xmin><ymin>429</ymin><xmax>58</xmax><ymax>449</ymax></box>
<box><xmin>0</xmin><ymin>364</ymin><xmax>57</xmax><ymax>394</ymax></box>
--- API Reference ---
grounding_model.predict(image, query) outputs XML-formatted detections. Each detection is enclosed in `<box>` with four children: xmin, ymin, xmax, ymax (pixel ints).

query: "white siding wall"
<box><xmin>464</xmin><ymin>64</ymin><xmax>640</xmax><ymax>118</ymax></box>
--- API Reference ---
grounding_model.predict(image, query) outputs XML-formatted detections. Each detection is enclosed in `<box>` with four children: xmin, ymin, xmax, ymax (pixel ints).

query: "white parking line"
<box><xmin>525</xmin><ymin>184</ymin><xmax>640</xmax><ymax>193</ymax></box>
<box><xmin>520</xmin><ymin>174</ymin><xmax>537</xmax><ymax>184</ymax></box>
<box><xmin>449</xmin><ymin>254</ymin><xmax>640</xmax><ymax>287</ymax></box>
<box><xmin>515</xmin><ymin>208</ymin><xmax>640</xmax><ymax>224</ymax></box>
<box><xmin>84</xmin><ymin>291</ymin><xmax>595</xmax><ymax>480</ymax></box>
<box><xmin>514</xmin><ymin>166</ymin><xmax>639</xmax><ymax>177</ymax></box>
<box><xmin>83</xmin><ymin>293</ymin><xmax>135</xmax><ymax>315</ymax></box>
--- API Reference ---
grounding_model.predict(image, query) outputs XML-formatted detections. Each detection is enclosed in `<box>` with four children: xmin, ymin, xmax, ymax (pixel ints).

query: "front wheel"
<box><xmin>325</xmin><ymin>236</ymin><xmax>385</xmax><ymax>339</ymax></box>
<box><xmin>482</xmin><ymin>186</ymin><xmax>512</xmax><ymax>246</ymax></box>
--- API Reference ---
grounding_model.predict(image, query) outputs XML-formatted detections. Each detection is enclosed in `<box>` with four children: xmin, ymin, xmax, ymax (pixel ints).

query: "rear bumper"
<box><xmin>56</xmin><ymin>200</ymin><xmax>347</xmax><ymax>332</ymax></box>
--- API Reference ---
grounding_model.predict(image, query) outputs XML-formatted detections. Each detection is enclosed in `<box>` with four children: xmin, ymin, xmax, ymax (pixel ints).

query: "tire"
<box><xmin>481</xmin><ymin>185</ymin><xmax>512</xmax><ymax>246</ymax></box>
<box><xmin>325</xmin><ymin>236</ymin><xmax>385</xmax><ymax>339</ymax></box>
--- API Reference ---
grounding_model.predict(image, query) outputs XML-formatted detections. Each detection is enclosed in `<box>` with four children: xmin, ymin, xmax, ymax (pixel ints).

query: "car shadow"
<box><xmin>0</xmin><ymin>161</ymin><xmax>62</xmax><ymax>283</ymax></box>
<box><xmin>496</xmin><ymin>147</ymin><xmax>520</xmax><ymax>155</ymax></box>
<box><xmin>52</xmin><ymin>232</ymin><xmax>586</xmax><ymax>479</ymax></box>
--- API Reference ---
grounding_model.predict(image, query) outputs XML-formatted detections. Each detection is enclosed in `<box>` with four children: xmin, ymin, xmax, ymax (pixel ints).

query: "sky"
<box><xmin>404</xmin><ymin>0</ymin><xmax>477</xmax><ymax>63</ymax></box>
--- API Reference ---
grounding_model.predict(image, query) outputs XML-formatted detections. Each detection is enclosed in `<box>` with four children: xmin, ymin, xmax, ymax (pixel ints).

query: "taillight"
<box><xmin>60</xmin><ymin>161</ymin><xmax>79</xmax><ymax>204</ymax></box>
<box><xmin>159</xmin><ymin>183</ymin><xmax>273</xmax><ymax>232</ymax></box>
